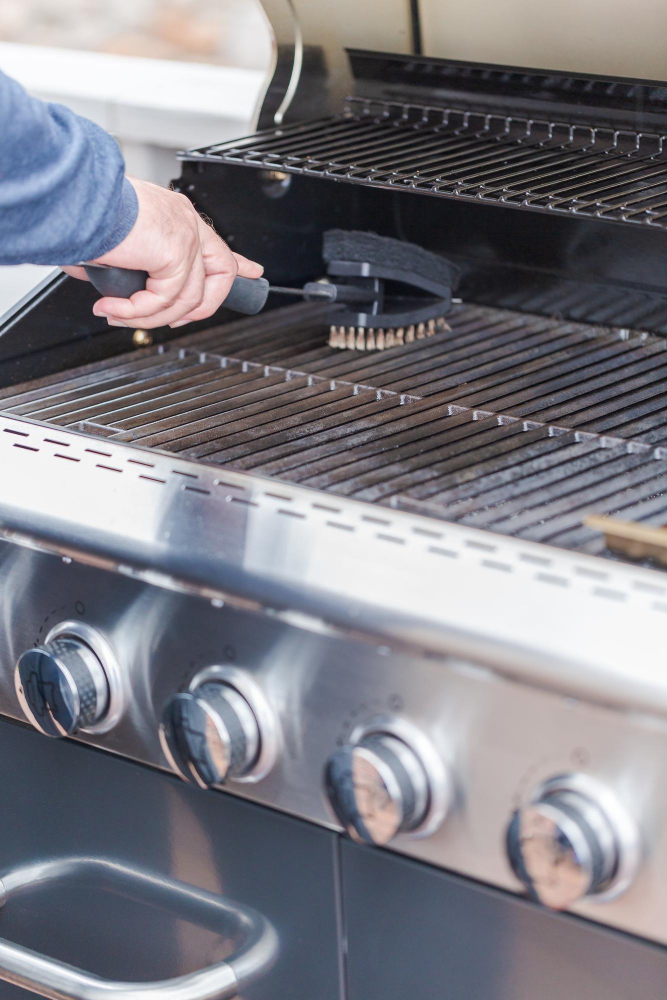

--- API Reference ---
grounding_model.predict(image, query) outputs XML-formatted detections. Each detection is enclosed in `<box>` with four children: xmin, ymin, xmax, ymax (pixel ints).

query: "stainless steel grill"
<box><xmin>192</xmin><ymin>97</ymin><xmax>667</xmax><ymax>230</ymax></box>
<box><xmin>3</xmin><ymin>300</ymin><xmax>667</xmax><ymax>558</ymax></box>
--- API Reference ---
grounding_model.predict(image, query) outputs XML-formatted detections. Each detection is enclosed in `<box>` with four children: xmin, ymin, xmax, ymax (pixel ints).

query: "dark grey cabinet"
<box><xmin>341</xmin><ymin>840</ymin><xmax>667</xmax><ymax>1000</ymax></box>
<box><xmin>0</xmin><ymin>719</ymin><xmax>342</xmax><ymax>999</ymax></box>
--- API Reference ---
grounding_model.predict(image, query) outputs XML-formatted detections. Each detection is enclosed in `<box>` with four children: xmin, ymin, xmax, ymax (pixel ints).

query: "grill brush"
<box><xmin>319</xmin><ymin>230</ymin><xmax>458</xmax><ymax>350</ymax></box>
<box><xmin>83</xmin><ymin>230</ymin><xmax>459</xmax><ymax>351</ymax></box>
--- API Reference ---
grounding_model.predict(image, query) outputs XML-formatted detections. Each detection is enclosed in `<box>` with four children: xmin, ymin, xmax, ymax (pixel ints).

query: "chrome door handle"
<box><xmin>0</xmin><ymin>857</ymin><xmax>278</xmax><ymax>1000</ymax></box>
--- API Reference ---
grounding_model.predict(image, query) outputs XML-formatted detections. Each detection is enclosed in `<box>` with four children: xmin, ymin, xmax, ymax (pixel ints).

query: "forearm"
<box><xmin>0</xmin><ymin>69</ymin><xmax>138</xmax><ymax>266</ymax></box>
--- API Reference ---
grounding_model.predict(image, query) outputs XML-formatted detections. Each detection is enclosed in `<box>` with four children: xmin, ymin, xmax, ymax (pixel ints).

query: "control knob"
<box><xmin>326</xmin><ymin>732</ymin><xmax>435</xmax><ymax>845</ymax></box>
<box><xmin>160</xmin><ymin>682</ymin><xmax>261</xmax><ymax>789</ymax></box>
<box><xmin>15</xmin><ymin>637</ymin><xmax>110</xmax><ymax>738</ymax></box>
<box><xmin>506</xmin><ymin>775</ymin><xmax>640</xmax><ymax>910</ymax></box>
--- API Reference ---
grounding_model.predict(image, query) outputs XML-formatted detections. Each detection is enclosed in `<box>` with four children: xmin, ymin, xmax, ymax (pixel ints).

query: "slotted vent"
<box><xmin>188</xmin><ymin>96</ymin><xmax>667</xmax><ymax>230</ymax></box>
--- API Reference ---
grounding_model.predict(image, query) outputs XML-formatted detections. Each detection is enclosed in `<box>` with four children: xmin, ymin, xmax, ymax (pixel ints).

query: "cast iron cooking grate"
<box><xmin>187</xmin><ymin>96</ymin><xmax>667</xmax><ymax>230</ymax></box>
<box><xmin>4</xmin><ymin>301</ymin><xmax>667</xmax><ymax>557</ymax></box>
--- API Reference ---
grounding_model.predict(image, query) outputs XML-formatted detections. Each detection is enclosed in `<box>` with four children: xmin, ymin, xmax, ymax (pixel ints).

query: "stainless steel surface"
<box><xmin>0</xmin><ymin>856</ymin><xmax>277</xmax><ymax>1000</ymax></box>
<box><xmin>5</xmin><ymin>7</ymin><xmax>667</xmax><ymax>970</ymax></box>
<box><xmin>1</xmin><ymin>408</ymin><xmax>667</xmax><ymax>721</ymax></box>
<box><xmin>0</xmin><ymin>719</ymin><xmax>341</xmax><ymax>1000</ymax></box>
<box><xmin>15</xmin><ymin>637</ymin><xmax>108</xmax><ymax>738</ymax></box>
<box><xmin>2</xmin><ymin>300</ymin><xmax>667</xmax><ymax>944</ymax></box>
<box><xmin>508</xmin><ymin>774</ymin><xmax>640</xmax><ymax>910</ymax></box>
<box><xmin>257</xmin><ymin>0</ymin><xmax>667</xmax><ymax>108</ymax></box>
<box><xmin>256</xmin><ymin>0</ymin><xmax>413</xmax><ymax>128</ymax></box>
<box><xmin>160</xmin><ymin>683</ymin><xmax>261</xmax><ymax>789</ymax></box>
<box><xmin>326</xmin><ymin>732</ymin><xmax>431</xmax><ymax>845</ymax></box>
<box><xmin>0</xmin><ymin>545</ymin><xmax>664</xmax><ymax>943</ymax></box>
<box><xmin>341</xmin><ymin>838</ymin><xmax>667</xmax><ymax>1000</ymax></box>
<box><xmin>256</xmin><ymin>0</ymin><xmax>667</xmax><ymax>122</ymax></box>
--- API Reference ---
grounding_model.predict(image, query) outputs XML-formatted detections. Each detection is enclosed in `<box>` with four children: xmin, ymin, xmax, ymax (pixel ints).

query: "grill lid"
<box><xmin>257</xmin><ymin>0</ymin><xmax>667</xmax><ymax>130</ymax></box>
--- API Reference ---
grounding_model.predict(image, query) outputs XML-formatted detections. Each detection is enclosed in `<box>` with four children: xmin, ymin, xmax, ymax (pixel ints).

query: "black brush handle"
<box><xmin>83</xmin><ymin>266</ymin><xmax>270</xmax><ymax>316</ymax></box>
<box><xmin>223</xmin><ymin>276</ymin><xmax>270</xmax><ymax>315</ymax></box>
<box><xmin>84</xmin><ymin>264</ymin><xmax>148</xmax><ymax>298</ymax></box>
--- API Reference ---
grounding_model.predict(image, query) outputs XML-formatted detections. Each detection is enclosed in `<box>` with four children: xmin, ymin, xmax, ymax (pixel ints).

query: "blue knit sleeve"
<box><xmin>0</xmin><ymin>68</ymin><xmax>138</xmax><ymax>265</ymax></box>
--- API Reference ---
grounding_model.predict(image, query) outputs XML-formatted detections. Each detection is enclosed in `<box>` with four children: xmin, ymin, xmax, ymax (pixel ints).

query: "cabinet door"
<box><xmin>342</xmin><ymin>840</ymin><xmax>667</xmax><ymax>1000</ymax></box>
<box><xmin>0</xmin><ymin>719</ymin><xmax>342</xmax><ymax>1000</ymax></box>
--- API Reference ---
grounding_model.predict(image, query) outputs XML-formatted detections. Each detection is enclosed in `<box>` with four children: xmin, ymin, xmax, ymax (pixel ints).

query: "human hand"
<box><xmin>62</xmin><ymin>177</ymin><xmax>263</xmax><ymax>329</ymax></box>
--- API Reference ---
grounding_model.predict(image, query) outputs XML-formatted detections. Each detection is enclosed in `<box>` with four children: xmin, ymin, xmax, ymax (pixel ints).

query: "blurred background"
<box><xmin>0</xmin><ymin>0</ymin><xmax>271</xmax><ymax>69</ymax></box>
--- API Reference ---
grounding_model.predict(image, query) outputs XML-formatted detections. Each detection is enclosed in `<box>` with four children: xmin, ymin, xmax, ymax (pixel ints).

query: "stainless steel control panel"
<box><xmin>1</xmin><ymin>541</ymin><xmax>666</xmax><ymax>946</ymax></box>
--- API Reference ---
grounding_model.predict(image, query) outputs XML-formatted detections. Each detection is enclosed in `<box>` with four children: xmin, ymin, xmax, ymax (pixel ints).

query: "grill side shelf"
<box><xmin>183</xmin><ymin>96</ymin><xmax>667</xmax><ymax>231</ymax></box>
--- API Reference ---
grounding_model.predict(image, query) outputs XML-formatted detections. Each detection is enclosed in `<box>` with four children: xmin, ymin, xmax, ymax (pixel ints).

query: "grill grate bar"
<box><xmin>298</xmin><ymin>416</ymin><xmax>547</xmax><ymax>495</ymax></box>
<box><xmin>8</xmin><ymin>358</ymin><xmax>233</xmax><ymax>424</ymax></box>
<box><xmin>518</xmin><ymin>469</ymin><xmax>667</xmax><ymax>544</ymax></box>
<box><xmin>415</xmin><ymin>438</ymin><xmax>605</xmax><ymax>507</ymax></box>
<box><xmin>448</xmin><ymin>449</ymin><xmax>658</xmax><ymax>529</ymax></box>
<box><xmin>154</xmin><ymin>386</ymin><xmax>405</xmax><ymax>457</ymax></box>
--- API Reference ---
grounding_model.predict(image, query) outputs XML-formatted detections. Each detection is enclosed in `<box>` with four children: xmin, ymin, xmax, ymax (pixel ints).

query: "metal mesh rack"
<box><xmin>4</xmin><ymin>301</ymin><xmax>667</xmax><ymax>557</ymax></box>
<box><xmin>188</xmin><ymin>96</ymin><xmax>667</xmax><ymax>230</ymax></box>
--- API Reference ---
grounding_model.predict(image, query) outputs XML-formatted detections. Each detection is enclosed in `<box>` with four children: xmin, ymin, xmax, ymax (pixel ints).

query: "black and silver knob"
<box><xmin>160</xmin><ymin>682</ymin><xmax>261</xmax><ymax>789</ymax></box>
<box><xmin>507</xmin><ymin>775</ymin><xmax>640</xmax><ymax>910</ymax></box>
<box><xmin>325</xmin><ymin>732</ymin><xmax>432</xmax><ymax>846</ymax></box>
<box><xmin>15</xmin><ymin>637</ymin><xmax>110</xmax><ymax>738</ymax></box>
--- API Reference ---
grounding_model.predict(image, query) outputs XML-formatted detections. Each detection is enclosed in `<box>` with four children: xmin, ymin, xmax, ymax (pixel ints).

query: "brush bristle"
<box><xmin>323</xmin><ymin>229</ymin><xmax>459</xmax><ymax>289</ymax></box>
<box><xmin>329</xmin><ymin>320</ymin><xmax>451</xmax><ymax>351</ymax></box>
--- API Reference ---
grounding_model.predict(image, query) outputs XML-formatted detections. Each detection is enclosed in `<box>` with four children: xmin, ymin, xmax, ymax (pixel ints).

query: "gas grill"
<box><xmin>2</xmin><ymin>4</ymin><xmax>667</xmax><ymax>1000</ymax></box>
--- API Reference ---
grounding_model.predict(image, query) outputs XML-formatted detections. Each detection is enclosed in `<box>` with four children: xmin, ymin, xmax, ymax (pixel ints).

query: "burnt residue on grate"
<box><xmin>190</xmin><ymin>96</ymin><xmax>667</xmax><ymax>230</ymax></box>
<box><xmin>4</xmin><ymin>300</ymin><xmax>667</xmax><ymax>556</ymax></box>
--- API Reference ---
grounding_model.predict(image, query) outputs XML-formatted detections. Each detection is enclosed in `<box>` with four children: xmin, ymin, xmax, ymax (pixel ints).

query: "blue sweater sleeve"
<box><xmin>0</xmin><ymin>69</ymin><xmax>138</xmax><ymax>266</ymax></box>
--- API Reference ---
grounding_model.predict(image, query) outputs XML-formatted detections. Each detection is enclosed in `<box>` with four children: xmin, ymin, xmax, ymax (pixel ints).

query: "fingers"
<box><xmin>164</xmin><ymin>223</ymin><xmax>238</xmax><ymax>328</ymax></box>
<box><xmin>93</xmin><ymin>237</ymin><xmax>207</xmax><ymax>329</ymax></box>
<box><xmin>168</xmin><ymin>272</ymin><xmax>234</xmax><ymax>327</ymax></box>
<box><xmin>94</xmin><ymin>257</ymin><xmax>207</xmax><ymax>329</ymax></box>
<box><xmin>167</xmin><ymin>226</ymin><xmax>266</xmax><ymax>328</ymax></box>
<box><xmin>233</xmin><ymin>252</ymin><xmax>264</xmax><ymax>278</ymax></box>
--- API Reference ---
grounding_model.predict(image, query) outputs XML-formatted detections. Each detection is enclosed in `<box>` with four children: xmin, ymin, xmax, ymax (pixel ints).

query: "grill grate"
<box><xmin>4</xmin><ymin>301</ymin><xmax>667</xmax><ymax>558</ymax></box>
<box><xmin>189</xmin><ymin>96</ymin><xmax>667</xmax><ymax>230</ymax></box>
